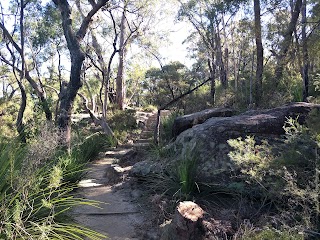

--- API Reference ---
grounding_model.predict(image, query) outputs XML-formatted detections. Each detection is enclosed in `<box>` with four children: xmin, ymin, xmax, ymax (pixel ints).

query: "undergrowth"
<box><xmin>145</xmin><ymin>145</ymin><xmax>199</xmax><ymax>202</ymax></box>
<box><xmin>0</xmin><ymin>124</ymin><xmax>110</xmax><ymax>239</ymax></box>
<box><xmin>160</xmin><ymin>110</ymin><xmax>183</xmax><ymax>144</ymax></box>
<box><xmin>227</xmin><ymin>114</ymin><xmax>320</xmax><ymax>238</ymax></box>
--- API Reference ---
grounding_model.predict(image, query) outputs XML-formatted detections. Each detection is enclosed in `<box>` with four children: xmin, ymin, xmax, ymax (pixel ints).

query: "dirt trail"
<box><xmin>72</xmin><ymin>111</ymin><xmax>158</xmax><ymax>240</ymax></box>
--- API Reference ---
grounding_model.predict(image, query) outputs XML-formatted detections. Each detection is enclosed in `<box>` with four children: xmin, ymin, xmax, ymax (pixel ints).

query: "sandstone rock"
<box><xmin>171</xmin><ymin>102</ymin><xmax>320</xmax><ymax>180</ymax></box>
<box><xmin>105</xmin><ymin>164</ymin><xmax>131</xmax><ymax>184</ymax></box>
<box><xmin>131</xmin><ymin>160</ymin><xmax>163</xmax><ymax>177</ymax></box>
<box><xmin>172</xmin><ymin>107</ymin><xmax>235</xmax><ymax>138</ymax></box>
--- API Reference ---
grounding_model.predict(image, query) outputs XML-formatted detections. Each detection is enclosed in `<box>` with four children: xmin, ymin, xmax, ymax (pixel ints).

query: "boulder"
<box><xmin>171</xmin><ymin>102</ymin><xmax>320</xmax><ymax>180</ymax></box>
<box><xmin>172</xmin><ymin>108</ymin><xmax>235</xmax><ymax>138</ymax></box>
<box><xmin>131</xmin><ymin>160</ymin><xmax>163</xmax><ymax>178</ymax></box>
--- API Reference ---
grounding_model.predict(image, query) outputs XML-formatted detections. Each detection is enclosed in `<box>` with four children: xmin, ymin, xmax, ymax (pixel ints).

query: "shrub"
<box><xmin>240</xmin><ymin>227</ymin><xmax>304</xmax><ymax>240</ymax></box>
<box><xmin>107</xmin><ymin>109</ymin><xmax>138</xmax><ymax>143</ymax></box>
<box><xmin>109</xmin><ymin>109</ymin><xmax>137</xmax><ymax>132</ymax></box>
<box><xmin>142</xmin><ymin>104</ymin><xmax>157</xmax><ymax>112</ymax></box>
<box><xmin>227</xmin><ymin>117</ymin><xmax>320</xmax><ymax>231</ymax></box>
<box><xmin>160</xmin><ymin>110</ymin><xmax>183</xmax><ymax>144</ymax></box>
<box><xmin>145</xmin><ymin>145</ymin><xmax>198</xmax><ymax>201</ymax></box>
<box><xmin>0</xmin><ymin>128</ymin><xmax>106</xmax><ymax>239</ymax></box>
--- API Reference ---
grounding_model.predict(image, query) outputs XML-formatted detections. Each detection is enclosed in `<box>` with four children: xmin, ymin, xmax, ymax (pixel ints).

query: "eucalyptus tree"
<box><xmin>254</xmin><ymin>0</ymin><xmax>263</xmax><ymax>105</ymax></box>
<box><xmin>273</xmin><ymin>0</ymin><xmax>302</xmax><ymax>85</ymax></box>
<box><xmin>177</xmin><ymin>0</ymin><xmax>244</xmax><ymax>104</ymax></box>
<box><xmin>0</xmin><ymin>0</ymin><xmax>56</xmax><ymax>141</ymax></box>
<box><xmin>53</xmin><ymin>0</ymin><xmax>110</xmax><ymax>146</ymax></box>
<box><xmin>144</xmin><ymin>61</ymin><xmax>192</xmax><ymax>107</ymax></box>
<box><xmin>0</xmin><ymin>0</ymin><xmax>53</xmax><ymax>140</ymax></box>
<box><xmin>114</xmin><ymin>0</ymin><xmax>164</xmax><ymax>109</ymax></box>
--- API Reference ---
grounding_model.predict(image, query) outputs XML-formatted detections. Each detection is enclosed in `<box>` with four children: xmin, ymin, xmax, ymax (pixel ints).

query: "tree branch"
<box><xmin>76</xmin><ymin>0</ymin><xmax>109</xmax><ymax>40</ymax></box>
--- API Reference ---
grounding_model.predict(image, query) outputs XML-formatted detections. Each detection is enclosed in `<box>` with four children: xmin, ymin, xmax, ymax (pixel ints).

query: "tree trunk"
<box><xmin>274</xmin><ymin>0</ymin><xmax>302</xmax><ymax>85</ymax></box>
<box><xmin>163</xmin><ymin>201</ymin><xmax>204</xmax><ymax>240</ymax></box>
<box><xmin>208</xmin><ymin>58</ymin><xmax>216</xmax><ymax>105</ymax></box>
<box><xmin>215</xmin><ymin>25</ymin><xmax>227</xmax><ymax>89</ymax></box>
<box><xmin>254</xmin><ymin>0</ymin><xmax>263</xmax><ymax>106</ymax></box>
<box><xmin>54</xmin><ymin>0</ymin><xmax>109</xmax><ymax>146</ymax></box>
<box><xmin>16</xmin><ymin>79</ymin><xmax>27</xmax><ymax>143</ymax></box>
<box><xmin>116</xmin><ymin>10</ymin><xmax>127</xmax><ymax>110</ymax></box>
<box><xmin>301</xmin><ymin>0</ymin><xmax>309</xmax><ymax>101</ymax></box>
<box><xmin>16</xmin><ymin>0</ymin><xmax>26</xmax><ymax>143</ymax></box>
<box><xmin>0</xmin><ymin>3</ymin><xmax>52</xmax><ymax>122</ymax></box>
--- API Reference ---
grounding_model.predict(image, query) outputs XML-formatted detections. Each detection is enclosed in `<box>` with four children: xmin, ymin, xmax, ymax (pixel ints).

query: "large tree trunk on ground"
<box><xmin>254</xmin><ymin>0</ymin><xmax>263</xmax><ymax>106</ymax></box>
<box><xmin>171</xmin><ymin>102</ymin><xmax>320</xmax><ymax>182</ymax></box>
<box><xmin>172</xmin><ymin>107</ymin><xmax>235</xmax><ymax>138</ymax></box>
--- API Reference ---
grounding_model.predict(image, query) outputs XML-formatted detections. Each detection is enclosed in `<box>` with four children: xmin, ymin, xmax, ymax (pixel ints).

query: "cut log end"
<box><xmin>177</xmin><ymin>201</ymin><xmax>204</xmax><ymax>222</ymax></box>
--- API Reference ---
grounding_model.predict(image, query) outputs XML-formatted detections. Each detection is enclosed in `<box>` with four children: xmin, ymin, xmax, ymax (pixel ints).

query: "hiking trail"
<box><xmin>72</xmin><ymin>111</ymin><xmax>160</xmax><ymax>240</ymax></box>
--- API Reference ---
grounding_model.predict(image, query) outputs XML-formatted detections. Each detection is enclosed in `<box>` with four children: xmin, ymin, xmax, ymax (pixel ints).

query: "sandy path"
<box><xmin>71</xmin><ymin>112</ymin><xmax>158</xmax><ymax>239</ymax></box>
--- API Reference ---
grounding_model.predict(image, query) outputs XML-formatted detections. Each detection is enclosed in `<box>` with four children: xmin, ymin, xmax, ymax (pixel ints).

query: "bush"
<box><xmin>240</xmin><ymin>227</ymin><xmax>304</xmax><ymax>240</ymax></box>
<box><xmin>0</xmin><ymin>139</ymin><xmax>104</xmax><ymax>239</ymax></box>
<box><xmin>227</xmin><ymin>117</ymin><xmax>320</xmax><ymax>231</ymax></box>
<box><xmin>145</xmin><ymin>145</ymin><xmax>199</xmax><ymax>201</ymax></box>
<box><xmin>107</xmin><ymin>109</ymin><xmax>138</xmax><ymax>143</ymax></box>
<box><xmin>142</xmin><ymin>104</ymin><xmax>157</xmax><ymax>112</ymax></box>
<box><xmin>109</xmin><ymin>109</ymin><xmax>137</xmax><ymax>132</ymax></box>
<box><xmin>0</xmin><ymin>128</ymin><xmax>106</xmax><ymax>239</ymax></box>
<box><xmin>160</xmin><ymin>110</ymin><xmax>183</xmax><ymax>144</ymax></box>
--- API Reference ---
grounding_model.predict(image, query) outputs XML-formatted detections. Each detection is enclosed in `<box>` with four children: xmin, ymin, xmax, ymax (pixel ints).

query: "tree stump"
<box><xmin>172</xmin><ymin>201</ymin><xmax>204</xmax><ymax>240</ymax></box>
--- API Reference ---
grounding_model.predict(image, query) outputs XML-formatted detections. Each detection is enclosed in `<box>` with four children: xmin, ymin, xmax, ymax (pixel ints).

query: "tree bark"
<box><xmin>215</xmin><ymin>24</ymin><xmax>227</xmax><ymax>89</ymax></box>
<box><xmin>301</xmin><ymin>0</ymin><xmax>309</xmax><ymax>101</ymax></box>
<box><xmin>274</xmin><ymin>0</ymin><xmax>302</xmax><ymax>85</ymax></box>
<box><xmin>16</xmin><ymin>79</ymin><xmax>27</xmax><ymax>143</ymax></box>
<box><xmin>164</xmin><ymin>201</ymin><xmax>204</xmax><ymax>240</ymax></box>
<box><xmin>116</xmin><ymin>9</ymin><xmax>127</xmax><ymax>110</ymax></box>
<box><xmin>53</xmin><ymin>0</ymin><xmax>109</xmax><ymax>146</ymax></box>
<box><xmin>208</xmin><ymin>58</ymin><xmax>216</xmax><ymax>105</ymax></box>
<box><xmin>254</xmin><ymin>0</ymin><xmax>263</xmax><ymax>106</ymax></box>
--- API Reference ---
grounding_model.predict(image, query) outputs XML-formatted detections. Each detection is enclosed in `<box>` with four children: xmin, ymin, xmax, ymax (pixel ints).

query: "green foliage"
<box><xmin>160</xmin><ymin>110</ymin><xmax>183</xmax><ymax>144</ymax></box>
<box><xmin>148</xmin><ymin>144</ymin><xmax>176</xmax><ymax>160</ymax></box>
<box><xmin>143</xmin><ymin>62</ymin><xmax>193</xmax><ymax>107</ymax></box>
<box><xmin>146</xmin><ymin>146</ymin><xmax>198</xmax><ymax>201</ymax></box>
<box><xmin>0</xmin><ymin>133</ymin><xmax>106</xmax><ymax>239</ymax></box>
<box><xmin>62</xmin><ymin>132</ymin><xmax>114</xmax><ymax>182</ymax></box>
<box><xmin>228</xmin><ymin>117</ymin><xmax>320</xmax><ymax>230</ymax></box>
<box><xmin>177</xmin><ymin>149</ymin><xmax>198</xmax><ymax>197</ymax></box>
<box><xmin>106</xmin><ymin>109</ymin><xmax>138</xmax><ymax>143</ymax></box>
<box><xmin>228</xmin><ymin>136</ymin><xmax>271</xmax><ymax>181</ymax></box>
<box><xmin>0</xmin><ymin>99</ymin><xmax>19</xmax><ymax>139</ymax></box>
<box><xmin>73</xmin><ymin>132</ymin><xmax>112</xmax><ymax>163</ymax></box>
<box><xmin>142</xmin><ymin>104</ymin><xmax>157</xmax><ymax>112</ymax></box>
<box><xmin>307</xmin><ymin>109</ymin><xmax>320</xmax><ymax>135</ymax></box>
<box><xmin>313</xmin><ymin>73</ymin><xmax>320</xmax><ymax>92</ymax></box>
<box><xmin>109</xmin><ymin>109</ymin><xmax>137</xmax><ymax>132</ymax></box>
<box><xmin>240</xmin><ymin>227</ymin><xmax>304</xmax><ymax>240</ymax></box>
